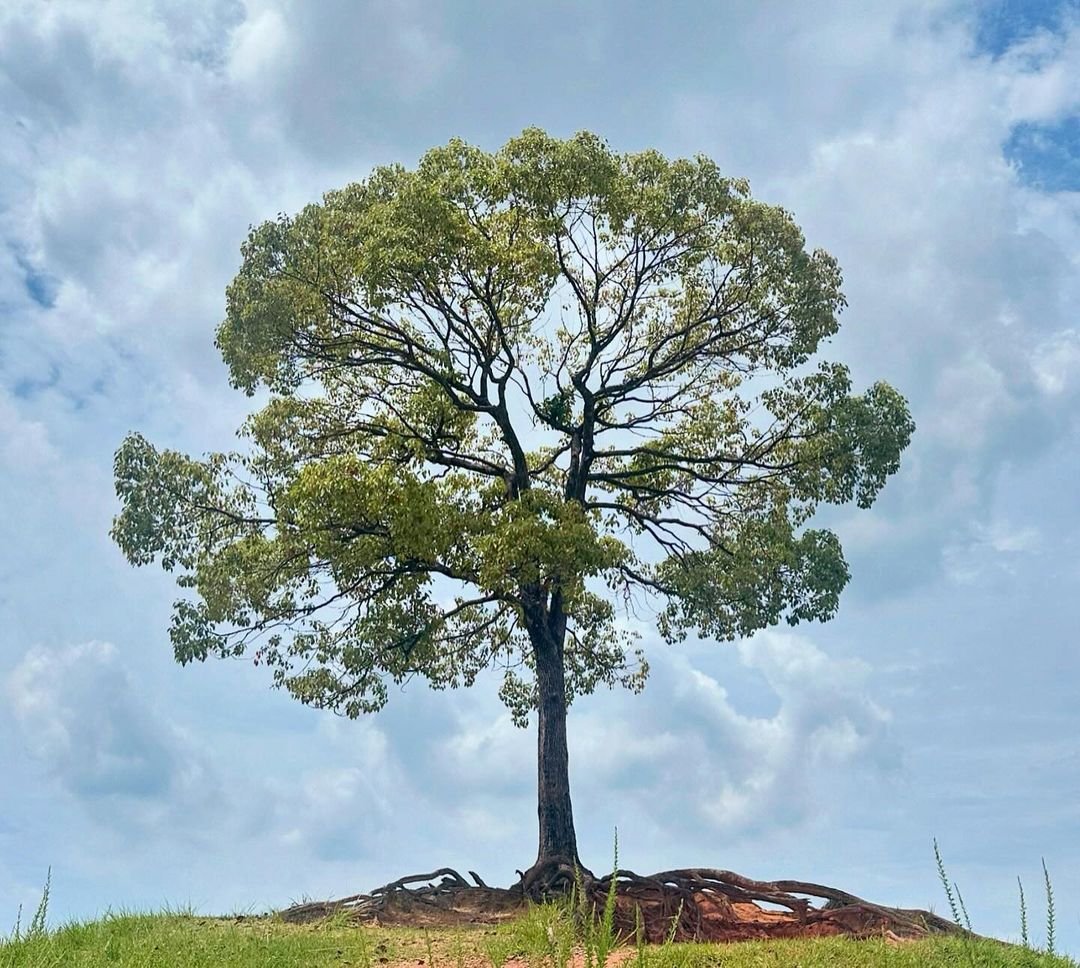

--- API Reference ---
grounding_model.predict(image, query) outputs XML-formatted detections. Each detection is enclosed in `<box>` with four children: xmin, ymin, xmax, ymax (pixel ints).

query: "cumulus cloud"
<box><xmin>1032</xmin><ymin>329</ymin><xmax>1080</xmax><ymax>396</ymax></box>
<box><xmin>219</xmin><ymin>0</ymin><xmax>458</xmax><ymax>163</ymax></box>
<box><xmin>6</xmin><ymin>641</ymin><xmax>222</xmax><ymax>831</ymax></box>
<box><xmin>2</xmin><ymin>0</ymin><xmax>1080</xmax><ymax>950</ymax></box>
<box><xmin>4</xmin><ymin>640</ymin><xmax>417</xmax><ymax>862</ymax></box>
<box><xmin>716</xmin><ymin>9</ymin><xmax>1080</xmax><ymax>597</ymax></box>
<box><xmin>438</xmin><ymin>710</ymin><xmax>533</xmax><ymax>799</ymax></box>
<box><xmin>0</xmin><ymin>390</ymin><xmax>58</xmax><ymax>470</ymax></box>
<box><xmin>263</xmin><ymin>720</ymin><xmax>409</xmax><ymax>862</ymax></box>
<box><xmin>431</xmin><ymin>630</ymin><xmax>895</xmax><ymax>841</ymax></box>
<box><xmin>226</xmin><ymin>4</ymin><xmax>287</xmax><ymax>83</ymax></box>
<box><xmin>659</xmin><ymin>632</ymin><xmax>894</xmax><ymax>834</ymax></box>
<box><xmin>942</xmin><ymin>516</ymin><xmax>1044</xmax><ymax>584</ymax></box>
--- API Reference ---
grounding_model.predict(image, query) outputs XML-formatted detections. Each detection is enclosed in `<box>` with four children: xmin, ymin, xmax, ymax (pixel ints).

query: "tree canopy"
<box><xmin>112</xmin><ymin>127</ymin><xmax>912</xmax><ymax>761</ymax></box>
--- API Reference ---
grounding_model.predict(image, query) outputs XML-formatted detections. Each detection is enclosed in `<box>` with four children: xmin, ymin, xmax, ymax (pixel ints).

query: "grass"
<box><xmin>2</xmin><ymin>908</ymin><xmax>1078</xmax><ymax>967</ymax></box>
<box><xmin>3</xmin><ymin>843</ymin><xmax>1077</xmax><ymax>967</ymax></box>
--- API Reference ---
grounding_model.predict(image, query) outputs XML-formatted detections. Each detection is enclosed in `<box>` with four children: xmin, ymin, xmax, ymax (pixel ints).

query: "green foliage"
<box><xmin>111</xmin><ymin>128</ymin><xmax>914</xmax><ymax>726</ymax></box>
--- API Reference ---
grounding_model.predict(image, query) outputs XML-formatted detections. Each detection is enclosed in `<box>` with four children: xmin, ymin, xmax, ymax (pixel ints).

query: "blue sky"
<box><xmin>2</xmin><ymin>0</ymin><xmax>1080</xmax><ymax>954</ymax></box>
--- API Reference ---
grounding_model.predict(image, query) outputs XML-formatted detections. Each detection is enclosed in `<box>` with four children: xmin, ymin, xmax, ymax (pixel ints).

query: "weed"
<box><xmin>5</xmin><ymin>905</ymin><xmax>19</xmax><ymax>946</ymax></box>
<box><xmin>1020</xmin><ymin>876</ymin><xmax>1030</xmax><ymax>948</ymax></box>
<box><xmin>932</xmin><ymin>839</ymin><xmax>978</xmax><ymax>968</ymax></box>
<box><xmin>955</xmin><ymin>881</ymin><xmax>972</xmax><ymax>932</ymax></box>
<box><xmin>1044</xmin><ymin>858</ymin><xmax>1056</xmax><ymax>956</ymax></box>
<box><xmin>933</xmin><ymin>838</ymin><xmax>964</xmax><ymax>930</ymax></box>
<box><xmin>575</xmin><ymin>829</ymin><xmax>622</xmax><ymax>968</ymax></box>
<box><xmin>4</xmin><ymin>868</ymin><xmax>50</xmax><ymax>945</ymax></box>
<box><xmin>27</xmin><ymin>864</ymin><xmax>49</xmax><ymax>942</ymax></box>
<box><xmin>356</xmin><ymin>923</ymin><xmax>372</xmax><ymax>968</ymax></box>
<box><xmin>664</xmin><ymin>899</ymin><xmax>683</xmax><ymax>947</ymax></box>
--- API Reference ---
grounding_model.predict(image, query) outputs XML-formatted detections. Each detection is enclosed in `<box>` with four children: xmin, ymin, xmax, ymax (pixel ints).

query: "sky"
<box><xmin>2</xmin><ymin>0</ymin><xmax>1080</xmax><ymax>954</ymax></box>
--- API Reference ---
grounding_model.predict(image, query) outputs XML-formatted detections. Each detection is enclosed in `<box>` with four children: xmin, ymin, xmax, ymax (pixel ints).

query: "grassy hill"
<box><xmin>2</xmin><ymin>904</ymin><xmax>1076</xmax><ymax>967</ymax></box>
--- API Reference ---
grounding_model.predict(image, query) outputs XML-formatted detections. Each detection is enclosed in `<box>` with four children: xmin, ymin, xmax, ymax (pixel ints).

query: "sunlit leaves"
<box><xmin>112</xmin><ymin>128</ymin><xmax>913</xmax><ymax>725</ymax></box>
<box><xmin>474</xmin><ymin>492</ymin><xmax>626</xmax><ymax>599</ymax></box>
<box><xmin>655</xmin><ymin>515</ymin><xmax>849</xmax><ymax>643</ymax></box>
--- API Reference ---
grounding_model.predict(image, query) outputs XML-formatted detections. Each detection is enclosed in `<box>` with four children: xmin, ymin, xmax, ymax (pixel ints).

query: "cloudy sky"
<box><xmin>3</xmin><ymin>0</ymin><xmax>1080</xmax><ymax>954</ymax></box>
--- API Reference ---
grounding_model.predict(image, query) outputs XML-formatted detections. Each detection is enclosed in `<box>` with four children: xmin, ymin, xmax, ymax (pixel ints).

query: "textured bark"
<box><xmin>532</xmin><ymin>624</ymin><xmax>578</xmax><ymax>867</ymax></box>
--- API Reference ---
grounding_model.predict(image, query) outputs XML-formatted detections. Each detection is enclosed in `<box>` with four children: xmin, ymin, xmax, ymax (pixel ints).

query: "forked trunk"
<box><xmin>533</xmin><ymin>625</ymin><xmax>578</xmax><ymax>866</ymax></box>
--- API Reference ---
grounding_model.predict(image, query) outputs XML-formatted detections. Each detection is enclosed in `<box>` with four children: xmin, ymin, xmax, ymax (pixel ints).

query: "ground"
<box><xmin>279</xmin><ymin>864</ymin><xmax>970</xmax><ymax>945</ymax></box>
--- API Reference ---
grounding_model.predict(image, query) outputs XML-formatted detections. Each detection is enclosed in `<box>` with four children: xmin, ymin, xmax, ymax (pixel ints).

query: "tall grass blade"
<box><xmin>593</xmin><ymin>829</ymin><xmax>620</xmax><ymax>968</ymax></box>
<box><xmin>452</xmin><ymin>931</ymin><xmax>467</xmax><ymax>968</ymax></box>
<box><xmin>953</xmin><ymin>882</ymin><xmax>972</xmax><ymax>932</ymax></box>
<box><xmin>932</xmin><ymin>838</ymin><xmax>963</xmax><ymax>929</ymax></box>
<box><xmin>1042</xmin><ymin>857</ymin><xmax>1055</xmax><ymax>955</ymax></box>
<box><xmin>1018</xmin><ymin>875</ymin><xmax>1029</xmax><ymax>948</ymax></box>
<box><xmin>28</xmin><ymin>868</ymin><xmax>50</xmax><ymax>939</ymax></box>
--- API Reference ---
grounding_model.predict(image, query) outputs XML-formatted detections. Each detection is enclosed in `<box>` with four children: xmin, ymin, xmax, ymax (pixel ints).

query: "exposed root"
<box><xmin>514</xmin><ymin>855</ymin><xmax>591</xmax><ymax>900</ymax></box>
<box><xmin>576</xmin><ymin>867</ymin><xmax>964</xmax><ymax>943</ymax></box>
<box><xmin>278</xmin><ymin>864</ymin><xmax>974</xmax><ymax>944</ymax></box>
<box><xmin>279</xmin><ymin>868</ymin><xmax>518</xmax><ymax>925</ymax></box>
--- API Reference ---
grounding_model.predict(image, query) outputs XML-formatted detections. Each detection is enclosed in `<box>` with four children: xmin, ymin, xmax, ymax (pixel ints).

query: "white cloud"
<box><xmin>431</xmin><ymin>630</ymin><xmax>895</xmax><ymax>840</ymax></box>
<box><xmin>1000</xmin><ymin>20</ymin><xmax>1080</xmax><ymax>122</ymax></box>
<box><xmin>226</xmin><ymin>5</ymin><xmax>288</xmax><ymax>83</ymax></box>
<box><xmin>274</xmin><ymin>759</ymin><xmax>393</xmax><ymax>859</ymax></box>
<box><xmin>942</xmin><ymin>516</ymin><xmax>1043</xmax><ymax>584</ymax></box>
<box><xmin>2</xmin><ymin>0</ymin><xmax>1080</xmax><ymax>953</ymax></box>
<box><xmin>1032</xmin><ymin>329</ymin><xmax>1080</xmax><ymax>395</ymax></box>
<box><xmin>438</xmin><ymin>710</ymin><xmax>533</xmax><ymax>796</ymax></box>
<box><xmin>981</xmin><ymin>520</ymin><xmax>1041</xmax><ymax>554</ymax></box>
<box><xmin>675</xmin><ymin>631</ymin><xmax>894</xmax><ymax>831</ymax></box>
<box><xmin>718</xmin><ymin>11</ymin><xmax>1080</xmax><ymax>597</ymax></box>
<box><xmin>932</xmin><ymin>356</ymin><xmax>1016</xmax><ymax>451</ymax></box>
<box><xmin>0</xmin><ymin>391</ymin><xmax>58</xmax><ymax>470</ymax></box>
<box><xmin>6</xmin><ymin>641</ymin><xmax>222</xmax><ymax>831</ymax></box>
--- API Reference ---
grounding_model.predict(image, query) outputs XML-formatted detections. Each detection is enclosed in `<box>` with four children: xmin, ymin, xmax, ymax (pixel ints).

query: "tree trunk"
<box><xmin>532</xmin><ymin>625</ymin><xmax>578</xmax><ymax>866</ymax></box>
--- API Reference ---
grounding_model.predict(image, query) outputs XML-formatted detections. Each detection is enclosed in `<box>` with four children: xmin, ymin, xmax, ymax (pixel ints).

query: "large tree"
<box><xmin>112</xmin><ymin>129</ymin><xmax>913</xmax><ymax>881</ymax></box>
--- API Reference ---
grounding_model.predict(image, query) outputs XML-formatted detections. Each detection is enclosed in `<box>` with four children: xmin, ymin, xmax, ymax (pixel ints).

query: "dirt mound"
<box><xmin>279</xmin><ymin>865</ymin><xmax>965</xmax><ymax>945</ymax></box>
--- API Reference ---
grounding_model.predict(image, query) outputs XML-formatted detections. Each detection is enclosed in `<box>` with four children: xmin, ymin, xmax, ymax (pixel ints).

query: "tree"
<box><xmin>111</xmin><ymin>129</ymin><xmax>913</xmax><ymax>883</ymax></box>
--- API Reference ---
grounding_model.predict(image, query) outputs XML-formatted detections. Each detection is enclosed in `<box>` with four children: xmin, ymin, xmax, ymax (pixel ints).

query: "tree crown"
<box><xmin>112</xmin><ymin>129</ymin><xmax>913</xmax><ymax>725</ymax></box>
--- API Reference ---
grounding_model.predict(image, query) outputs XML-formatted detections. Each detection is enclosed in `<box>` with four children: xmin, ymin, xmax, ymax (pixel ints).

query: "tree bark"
<box><xmin>532</xmin><ymin>623</ymin><xmax>578</xmax><ymax>866</ymax></box>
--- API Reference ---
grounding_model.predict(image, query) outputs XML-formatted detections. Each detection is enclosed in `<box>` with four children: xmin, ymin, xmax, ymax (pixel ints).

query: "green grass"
<box><xmin>3</xmin><ymin>841</ymin><xmax>1076</xmax><ymax>967</ymax></box>
<box><xmin>1</xmin><ymin>905</ymin><xmax>1077</xmax><ymax>968</ymax></box>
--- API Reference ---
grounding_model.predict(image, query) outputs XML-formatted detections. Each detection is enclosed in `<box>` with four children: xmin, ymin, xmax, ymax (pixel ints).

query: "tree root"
<box><xmin>574</xmin><ymin>867</ymin><xmax>965</xmax><ymax>943</ymax></box>
<box><xmin>278</xmin><ymin>863</ymin><xmax>973</xmax><ymax>944</ymax></box>
<box><xmin>279</xmin><ymin>868</ymin><xmax>508</xmax><ymax>925</ymax></box>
